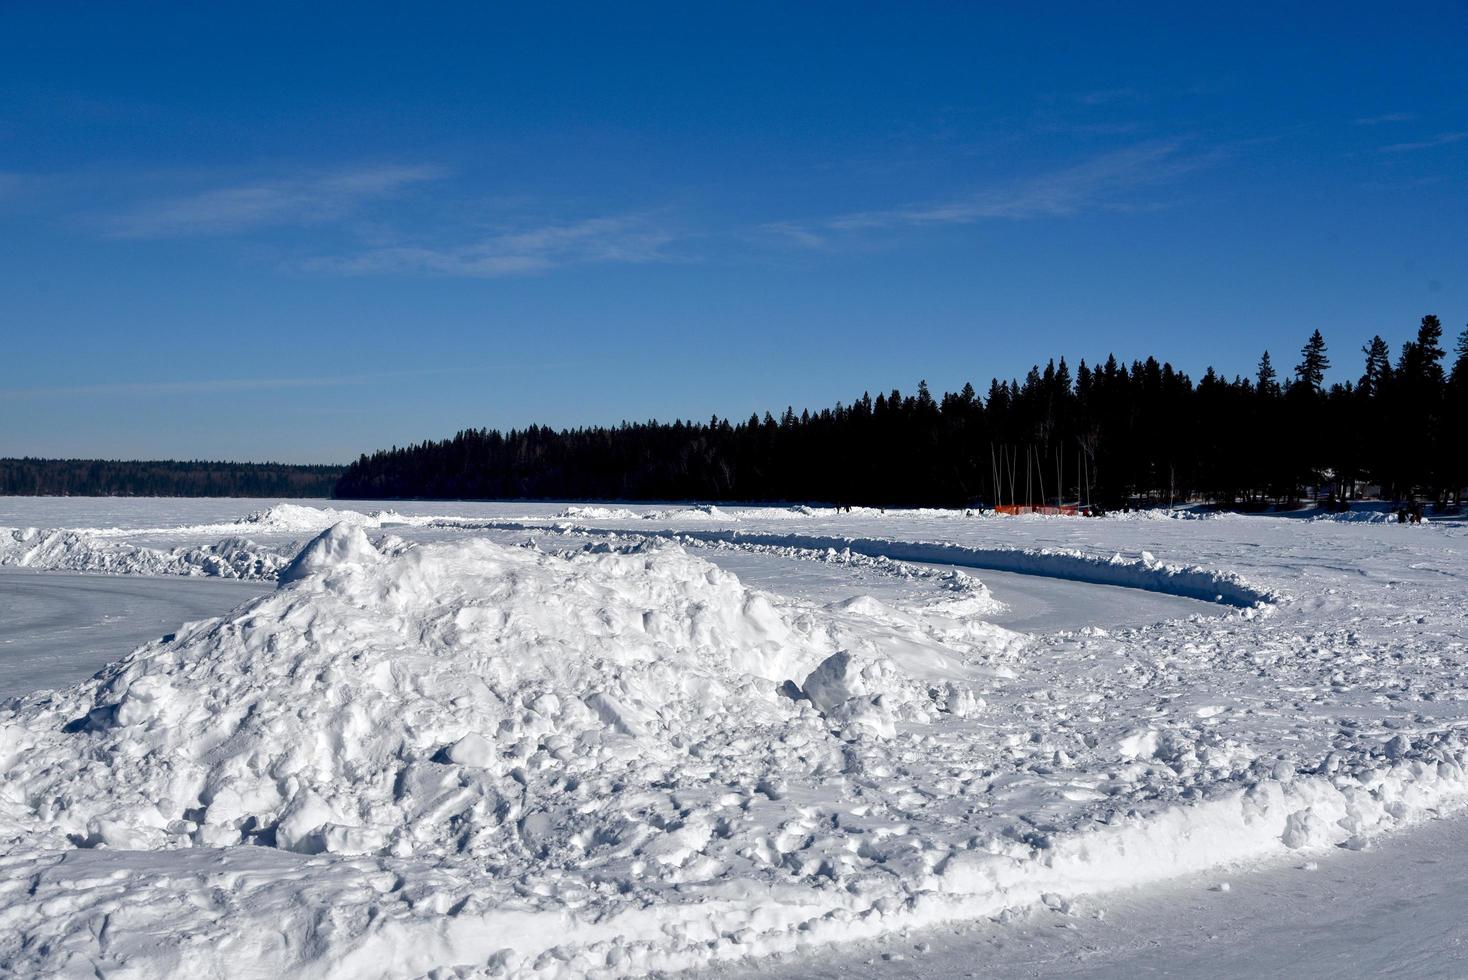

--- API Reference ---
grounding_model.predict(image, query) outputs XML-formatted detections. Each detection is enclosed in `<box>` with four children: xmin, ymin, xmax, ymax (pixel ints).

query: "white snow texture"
<box><xmin>1</xmin><ymin>501</ymin><xmax>1467</xmax><ymax>979</ymax></box>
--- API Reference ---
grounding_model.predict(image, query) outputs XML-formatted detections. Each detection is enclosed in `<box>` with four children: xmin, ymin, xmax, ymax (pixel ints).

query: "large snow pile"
<box><xmin>0</xmin><ymin>526</ymin><xmax>998</xmax><ymax>861</ymax></box>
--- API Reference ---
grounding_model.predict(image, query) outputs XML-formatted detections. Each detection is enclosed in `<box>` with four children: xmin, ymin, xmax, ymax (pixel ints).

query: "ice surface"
<box><xmin>0</xmin><ymin>571</ymin><xmax>269</xmax><ymax>699</ymax></box>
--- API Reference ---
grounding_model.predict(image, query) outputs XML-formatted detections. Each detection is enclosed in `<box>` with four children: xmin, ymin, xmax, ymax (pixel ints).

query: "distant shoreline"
<box><xmin>0</xmin><ymin>458</ymin><xmax>343</xmax><ymax>498</ymax></box>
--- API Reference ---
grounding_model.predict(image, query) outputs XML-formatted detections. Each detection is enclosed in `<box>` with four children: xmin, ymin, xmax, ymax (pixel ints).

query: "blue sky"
<box><xmin>2</xmin><ymin>2</ymin><xmax>1465</xmax><ymax>463</ymax></box>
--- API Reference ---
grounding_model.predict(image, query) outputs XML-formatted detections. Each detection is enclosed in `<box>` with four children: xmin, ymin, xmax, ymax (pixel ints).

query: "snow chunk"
<box><xmin>276</xmin><ymin>522</ymin><xmax>380</xmax><ymax>585</ymax></box>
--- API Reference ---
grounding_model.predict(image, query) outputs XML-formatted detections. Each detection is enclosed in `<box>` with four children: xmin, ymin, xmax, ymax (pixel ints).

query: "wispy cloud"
<box><xmin>99</xmin><ymin>164</ymin><xmax>446</xmax><ymax>238</ymax></box>
<box><xmin>1378</xmin><ymin>131</ymin><xmax>1466</xmax><ymax>153</ymax></box>
<box><xmin>1354</xmin><ymin>112</ymin><xmax>1414</xmax><ymax>126</ymax></box>
<box><xmin>305</xmin><ymin>215</ymin><xmax>681</xmax><ymax>277</ymax></box>
<box><xmin>0</xmin><ymin>369</ymin><xmax>461</xmax><ymax>400</ymax></box>
<box><xmin>765</xmin><ymin>141</ymin><xmax>1210</xmax><ymax>246</ymax></box>
<box><xmin>1073</xmin><ymin>87</ymin><xmax>1138</xmax><ymax>106</ymax></box>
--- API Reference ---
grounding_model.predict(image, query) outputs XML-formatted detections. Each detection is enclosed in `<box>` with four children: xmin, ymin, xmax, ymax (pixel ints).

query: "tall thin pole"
<box><xmin>1082</xmin><ymin>444</ymin><xmax>1092</xmax><ymax>510</ymax></box>
<box><xmin>1008</xmin><ymin>445</ymin><xmax>1018</xmax><ymax>507</ymax></box>
<box><xmin>1025</xmin><ymin>445</ymin><xmax>1032</xmax><ymax>509</ymax></box>
<box><xmin>990</xmin><ymin>443</ymin><xmax>1000</xmax><ymax>508</ymax></box>
<box><xmin>1037</xmin><ymin>444</ymin><xmax>1047</xmax><ymax>510</ymax></box>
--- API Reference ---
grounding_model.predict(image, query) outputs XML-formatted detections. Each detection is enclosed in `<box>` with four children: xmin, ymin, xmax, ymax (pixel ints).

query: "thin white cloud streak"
<box><xmin>1377</xmin><ymin>132</ymin><xmax>1466</xmax><ymax>153</ymax></box>
<box><xmin>100</xmin><ymin>165</ymin><xmax>447</xmax><ymax>238</ymax></box>
<box><xmin>306</xmin><ymin>215</ymin><xmax>680</xmax><ymax>277</ymax></box>
<box><xmin>1073</xmin><ymin>87</ymin><xmax>1138</xmax><ymax>106</ymax></box>
<box><xmin>763</xmin><ymin>141</ymin><xmax>1210</xmax><ymax>246</ymax></box>
<box><xmin>0</xmin><ymin>368</ymin><xmax>469</xmax><ymax>400</ymax></box>
<box><xmin>1354</xmin><ymin>112</ymin><xmax>1414</xmax><ymax>125</ymax></box>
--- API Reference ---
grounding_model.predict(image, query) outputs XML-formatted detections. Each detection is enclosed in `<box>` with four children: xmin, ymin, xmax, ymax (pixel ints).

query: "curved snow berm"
<box><xmin>672</xmin><ymin>530</ymin><xmax>1279</xmax><ymax>607</ymax></box>
<box><xmin>1</xmin><ymin>522</ymin><xmax>1463</xmax><ymax>979</ymax></box>
<box><xmin>459</xmin><ymin>520</ymin><xmax>1278</xmax><ymax>608</ymax></box>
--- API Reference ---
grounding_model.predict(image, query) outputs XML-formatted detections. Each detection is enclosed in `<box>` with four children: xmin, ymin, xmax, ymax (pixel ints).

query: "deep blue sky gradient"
<box><xmin>3</xmin><ymin>3</ymin><xmax>1466</xmax><ymax>462</ymax></box>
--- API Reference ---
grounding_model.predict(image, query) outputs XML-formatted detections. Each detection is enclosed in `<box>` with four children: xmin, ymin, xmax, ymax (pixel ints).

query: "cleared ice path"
<box><xmin>0</xmin><ymin>571</ymin><xmax>270</xmax><ymax>700</ymax></box>
<box><xmin>919</xmin><ymin>563</ymin><xmax>1219</xmax><ymax>631</ymax></box>
<box><xmin>690</xmin><ymin>549</ymin><xmax>1221</xmax><ymax>632</ymax></box>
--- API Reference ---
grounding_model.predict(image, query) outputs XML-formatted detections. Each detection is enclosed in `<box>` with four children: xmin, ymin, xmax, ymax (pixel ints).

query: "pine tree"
<box><xmin>1419</xmin><ymin>314</ymin><xmax>1447</xmax><ymax>384</ymax></box>
<box><xmin>1295</xmin><ymin>330</ymin><xmax>1330</xmax><ymax>392</ymax></box>
<box><xmin>1360</xmin><ymin>335</ymin><xmax>1392</xmax><ymax>396</ymax></box>
<box><xmin>1449</xmin><ymin>325</ymin><xmax>1468</xmax><ymax>505</ymax></box>
<box><xmin>1256</xmin><ymin>351</ymin><xmax>1280</xmax><ymax>396</ymax></box>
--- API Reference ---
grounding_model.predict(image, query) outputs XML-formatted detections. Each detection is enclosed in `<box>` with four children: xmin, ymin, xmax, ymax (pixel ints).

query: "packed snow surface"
<box><xmin>1</xmin><ymin>499</ymin><xmax>1467</xmax><ymax>978</ymax></box>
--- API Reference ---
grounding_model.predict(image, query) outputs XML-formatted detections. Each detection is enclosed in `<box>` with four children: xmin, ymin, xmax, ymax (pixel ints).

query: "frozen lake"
<box><xmin>0</xmin><ymin>571</ymin><xmax>269</xmax><ymax>700</ymax></box>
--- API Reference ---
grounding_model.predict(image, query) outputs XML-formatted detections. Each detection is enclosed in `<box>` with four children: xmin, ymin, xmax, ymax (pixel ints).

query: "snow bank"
<box><xmin>1309</xmin><ymin>510</ymin><xmax>1394</xmax><ymax>524</ymax></box>
<box><xmin>554</xmin><ymin>505</ymin><xmax>645</xmax><ymax>521</ymax></box>
<box><xmin>458</xmin><ymin>522</ymin><xmax>1277</xmax><ymax>608</ymax></box>
<box><xmin>242</xmin><ymin>502</ymin><xmax>396</xmax><ymax>532</ymax></box>
<box><xmin>425</xmin><ymin>513</ymin><xmax>1274</xmax><ymax>608</ymax></box>
<box><xmin>624</xmin><ymin>503</ymin><xmax>737</xmax><ymax>521</ymax></box>
<box><xmin>682</xmin><ymin>533</ymin><xmax>1275</xmax><ymax>607</ymax></box>
<box><xmin>0</xmin><ymin>506</ymin><xmax>411</xmax><ymax>581</ymax></box>
<box><xmin>0</xmin><ymin>526</ymin><xmax>291</xmax><ymax>579</ymax></box>
<box><xmin>696</xmin><ymin>534</ymin><xmax>1275</xmax><ymax>607</ymax></box>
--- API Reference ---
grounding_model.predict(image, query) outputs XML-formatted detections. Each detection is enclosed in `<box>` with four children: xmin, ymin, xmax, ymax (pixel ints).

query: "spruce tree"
<box><xmin>1450</xmin><ymin>326</ymin><xmax>1468</xmax><ymax>504</ymax></box>
<box><xmin>1256</xmin><ymin>351</ymin><xmax>1280</xmax><ymax>396</ymax></box>
<box><xmin>1419</xmin><ymin>314</ymin><xmax>1447</xmax><ymax>384</ymax></box>
<box><xmin>1360</xmin><ymin>335</ymin><xmax>1392</xmax><ymax>396</ymax></box>
<box><xmin>1453</xmin><ymin>325</ymin><xmax>1468</xmax><ymax>386</ymax></box>
<box><xmin>1295</xmin><ymin>330</ymin><xmax>1330</xmax><ymax>392</ymax></box>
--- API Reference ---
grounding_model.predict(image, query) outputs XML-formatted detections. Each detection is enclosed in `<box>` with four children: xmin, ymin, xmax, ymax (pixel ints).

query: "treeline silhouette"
<box><xmin>0</xmin><ymin>458</ymin><xmax>342</xmax><ymax>498</ymax></box>
<box><xmin>338</xmin><ymin>316</ymin><xmax>1468</xmax><ymax>510</ymax></box>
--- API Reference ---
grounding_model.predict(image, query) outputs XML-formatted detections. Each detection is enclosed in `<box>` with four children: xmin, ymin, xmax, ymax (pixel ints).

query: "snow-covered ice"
<box><xmin>0</xmin><ymin>498</ymin><xmax>1466</xmax><ymax>977</ymax></box>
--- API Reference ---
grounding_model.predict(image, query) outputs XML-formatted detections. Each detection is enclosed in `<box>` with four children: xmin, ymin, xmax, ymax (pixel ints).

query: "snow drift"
<box><xmin>0</xmin><ymin>526</ymin><xmax>292</xmax><ymax>579</ymax></box>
